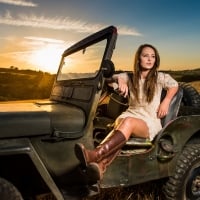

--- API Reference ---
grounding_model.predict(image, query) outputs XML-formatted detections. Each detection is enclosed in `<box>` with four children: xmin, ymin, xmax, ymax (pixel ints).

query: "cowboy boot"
<box><xmin>74</xmin><ymin>130</ymin><xmax>126</xmax><ymax>168</ymax></box>
<box><xmin>86</xmin><ymin>149</ymin><xmax>121</xmax><ymax>181</ymax></box>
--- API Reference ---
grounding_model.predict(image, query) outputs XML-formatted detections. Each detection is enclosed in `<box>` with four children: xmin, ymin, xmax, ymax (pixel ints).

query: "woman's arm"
<box><xmin>107</xmin><ymin>73</ymin><xmax>129</xmax><ymax>97</ymax></box>
<box><xmin>157</xmin><ymin>86</ymin><xmax>179</xmax><ymax>118</ymax></box>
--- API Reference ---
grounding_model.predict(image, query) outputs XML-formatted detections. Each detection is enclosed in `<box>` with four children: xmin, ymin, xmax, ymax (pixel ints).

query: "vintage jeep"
<box><xmin>0</xmin><ymin>26</ymin><xmax>200</xmax><ymax>200</ymax></box>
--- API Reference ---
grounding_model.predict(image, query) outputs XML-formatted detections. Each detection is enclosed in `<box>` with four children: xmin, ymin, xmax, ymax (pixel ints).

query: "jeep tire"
<box><xmin>179</xmin><ymin>82</ymin><xmax>200</xmax><ymax>107</ymax></box>
<box><xmin>178</xmin><ymin>83</ymin><xmax>200</xmax><ymax>115</ymax></box>
<box><xmin>164</xmin><ymin>144</ymin><xmax>200</xmax><ymax>200</ymax></box>
<box><xmin>0</xmin><ymin>177</ymin><xmax>23</xmax><ymax>200</ymax></box>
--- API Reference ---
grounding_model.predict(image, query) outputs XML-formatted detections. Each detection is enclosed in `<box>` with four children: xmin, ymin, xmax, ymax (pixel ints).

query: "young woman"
<box><xmin>74</xmin><ymin>44</ymin><xmax>179</xmax><ymax>181</ymax></box>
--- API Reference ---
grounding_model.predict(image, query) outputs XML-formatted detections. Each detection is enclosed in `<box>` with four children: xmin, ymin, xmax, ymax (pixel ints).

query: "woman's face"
<box><xmin>139</xmin><ymin>47</ymin><xmax>156</xmax><ymax>70</ymax></box>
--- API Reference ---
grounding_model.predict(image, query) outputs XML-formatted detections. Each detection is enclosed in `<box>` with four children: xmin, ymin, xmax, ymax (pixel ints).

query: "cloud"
<box><xmin>0</xmin><ymin>0</ymin><xmax>37</xmax><ymax>7</ymax></box>
<box><xmin>0</xmin><ymin>11</ymin><xmax>141</xmax><ymax>36</ymax></box>
<box><xmin>117</xmin><ymin>26</ymin><xmax>141</xmax><ymax>36</ymax></box>
<box><xmin>22</xmin><ymin>36</ymin><xmax>73</xmax><ymax>51</ymax></box>
<box><xmin>24</xmin><ymin>36</ymin><xmax>66</xmax><ymax>44</ymax></box>
<box><xmin>0</xmin><ymin>36</ymin><xmax>70</xmax><ymax>58</ymax></box>
<box><xmin>0</xmin><ymin>36</ymin><xmax>68</xmax><ymax>72</ymax></box>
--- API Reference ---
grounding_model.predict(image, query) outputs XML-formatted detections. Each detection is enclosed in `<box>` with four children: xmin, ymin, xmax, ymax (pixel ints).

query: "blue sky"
<box><xmin>0</xmin><ymin>0</ymin><xmax>200</xmax><ymax>73</ymax></box>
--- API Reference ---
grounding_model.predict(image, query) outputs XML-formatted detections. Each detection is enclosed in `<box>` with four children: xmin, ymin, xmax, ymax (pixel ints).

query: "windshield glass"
<box><xmin>57</xmin><ymin>39</ymin><xmax>107</xmax><ymax>81</ymax></box>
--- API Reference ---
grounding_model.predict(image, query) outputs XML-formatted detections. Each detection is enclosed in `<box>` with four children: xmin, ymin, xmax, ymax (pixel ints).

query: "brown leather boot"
<box><xmin>74</xmin><ymin>130</ymin><xmax>126</xmax><ymax>167</ymax></box>
<box><xmin>86</xmin><ymin>150</ymin><xmax>121</xmax><ymax>181</ymax></box>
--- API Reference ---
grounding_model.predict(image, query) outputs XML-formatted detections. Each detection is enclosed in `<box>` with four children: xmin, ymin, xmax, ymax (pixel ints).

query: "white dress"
<box><xmin>116</xmin><ymin>72</ymin><xmax>178</xmax><ymax>141</ymax></box>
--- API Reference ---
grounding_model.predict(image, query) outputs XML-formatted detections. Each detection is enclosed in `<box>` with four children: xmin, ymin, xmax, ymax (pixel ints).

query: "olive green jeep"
<box><xmin>0</xmin><ymin>26</ymin><xmax>200</xmax><ymax>200</ymax></box>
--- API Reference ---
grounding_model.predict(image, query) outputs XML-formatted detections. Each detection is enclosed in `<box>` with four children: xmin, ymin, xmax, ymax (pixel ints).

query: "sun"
<box><xmin>29</xmin><ymin>44</ymin><xmax>64</xmax><ymax>73</ymax></box>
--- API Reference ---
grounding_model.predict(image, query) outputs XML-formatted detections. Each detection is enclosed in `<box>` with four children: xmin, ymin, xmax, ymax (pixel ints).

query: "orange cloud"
<box><xmin>0</xmin><ymin>11</ymin><xmax>141</xmax><ymax>36</ymax></box>
<box><xmin>0</xmin><ymin>0</ymin><xmax>37</xmax><ymax>7</ymax></box>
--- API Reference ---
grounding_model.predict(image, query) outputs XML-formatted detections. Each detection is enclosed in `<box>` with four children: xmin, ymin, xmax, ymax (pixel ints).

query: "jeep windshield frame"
<box><xmin>57</xmin><ymin>40</ymin><xmax>107</xmax><ymax>81</ymax></box>
<box><xmin>56</xmin><ymin>26</ymin><xmax>117</xmax><ymax>82</ymax></box>
<box><xmin>50</xmin><ymin>26</ymin><xmax>117</xmax><ymax>130</ymax></box>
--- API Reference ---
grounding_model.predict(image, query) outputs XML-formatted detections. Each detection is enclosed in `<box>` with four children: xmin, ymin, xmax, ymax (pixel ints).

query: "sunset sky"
<box><xmin>0</xmin><ymin>0</ymin><xmax>200</xmax><ymax>73</ymax></box>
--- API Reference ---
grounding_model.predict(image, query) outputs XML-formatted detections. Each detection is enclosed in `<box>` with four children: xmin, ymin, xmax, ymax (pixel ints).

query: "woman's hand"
<box><xmin>157</xmin><ymin>87</ymin><xmax>178</xmax><ymax>118</ymax></box>
<box><xmin>157</xmin><ymin>98</ymin><xmax>170</xmax><ymax>118</ymax></box>
<box><xmin>117</xmin><ymin>77</ymin><xmax>129</xmax><ymax>98</ymax></box>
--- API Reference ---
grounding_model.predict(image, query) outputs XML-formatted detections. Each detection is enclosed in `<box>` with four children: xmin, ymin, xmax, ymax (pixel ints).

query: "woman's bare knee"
<box><xmin>116</xmin><ymin>117</ymin><xmax>149</xmax><ymax>139</ymax></box>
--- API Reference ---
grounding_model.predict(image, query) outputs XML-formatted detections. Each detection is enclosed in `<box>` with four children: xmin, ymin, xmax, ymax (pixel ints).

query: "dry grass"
<box><xmin>85</xmin><ymin>180</ymin><xmax>165</xmax><ymax>200</ymax></box>
<box><xmin>189</xmin><ymin>81</ymin><xmax>200</xmax><ymax>93</ymax></box>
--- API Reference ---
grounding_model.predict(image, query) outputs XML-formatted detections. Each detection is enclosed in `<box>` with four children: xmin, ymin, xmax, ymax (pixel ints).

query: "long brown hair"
<box><xmin>132</xmin><ymin>44</ymin><xmax>160</xmax><ymax>103</ymax></box>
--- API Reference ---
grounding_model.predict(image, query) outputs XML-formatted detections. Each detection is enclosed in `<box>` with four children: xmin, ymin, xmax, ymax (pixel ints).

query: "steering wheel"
<box><xmin>107</xmin><ymin>82</ymin><xmax>129</xmax><ymax>107</ymax></box>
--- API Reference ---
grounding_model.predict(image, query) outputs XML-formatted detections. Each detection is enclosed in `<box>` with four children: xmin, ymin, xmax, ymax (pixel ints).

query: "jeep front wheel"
<box><xmin>0</xmin><ymin>177</ymin><xmax>23</xmax><ymax>200</ymax></box>
<box><xmin>164</xmin><ymin>144</ymin><xmax>200</xmax><ymax>200</ymax></box>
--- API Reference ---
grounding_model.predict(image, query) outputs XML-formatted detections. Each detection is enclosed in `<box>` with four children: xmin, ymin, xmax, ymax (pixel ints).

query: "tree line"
<box><xmin>0</xmin><ymin>67</ymin><xmax>199</xmax><ymax>101</ymax></box>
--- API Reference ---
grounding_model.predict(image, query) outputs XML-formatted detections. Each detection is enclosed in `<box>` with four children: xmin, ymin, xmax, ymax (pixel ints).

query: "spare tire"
<box><xmin>178</xmin><ymin>82</ymin><xmax>200</xmax><ymax>115</ymax></box>
<box><xmin>179</xmin><ymin>82</ymin><xmax>200</xmax><ymax>107</ymax></box>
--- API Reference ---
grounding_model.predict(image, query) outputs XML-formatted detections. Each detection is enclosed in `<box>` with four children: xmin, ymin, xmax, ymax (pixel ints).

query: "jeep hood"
<box><xmin>0</xmin><ymin>101</ymin><xmax>85</xmax><ymax>138</ymax></box>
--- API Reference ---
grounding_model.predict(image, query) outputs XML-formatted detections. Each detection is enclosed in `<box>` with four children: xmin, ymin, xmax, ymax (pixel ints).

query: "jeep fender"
<box><xmin>0</xmin><ymin>138</ymin><xmax>64</xmax><ymax>200</ymax></box>
<box><xmin>157</xmin><ymin>115</ymin><xmax>200</xmax><ymax>174</ymax></box>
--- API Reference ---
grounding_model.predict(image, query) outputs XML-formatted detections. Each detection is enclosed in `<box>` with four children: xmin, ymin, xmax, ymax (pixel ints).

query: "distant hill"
<box><xmin>120</xmin><ymin>68</ymin><xmax>200</xmax><ymax>82</ymax></box>
<box><xmin>161</xmin><ymin>68</ymin><xmax>200</xmax><ymax>82</ymax></box>
<box><xmin>0</xmin><ymin>67</ymin><xmax>199</xmax><ymax>101</ymax></box>
<box><xmin>0</xmin><ymin>68</ymin><xmax>55</xmax><ymax>101</ymax></box>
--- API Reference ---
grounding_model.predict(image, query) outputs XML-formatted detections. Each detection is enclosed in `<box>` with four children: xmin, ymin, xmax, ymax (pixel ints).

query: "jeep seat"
<box><xmin>94</xmin><ymin>87</ymin><xmax>183</xmax><ymax>148</ymax></box>
<box><xmin>126</xmin><ymin>87</ymin><xmax>183</xmax><ymax>147</ymax></box>
<box><xmin>160</xmin><ymin>87</ymin><xmax>183</xmax><ymax>127</ymax></box>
